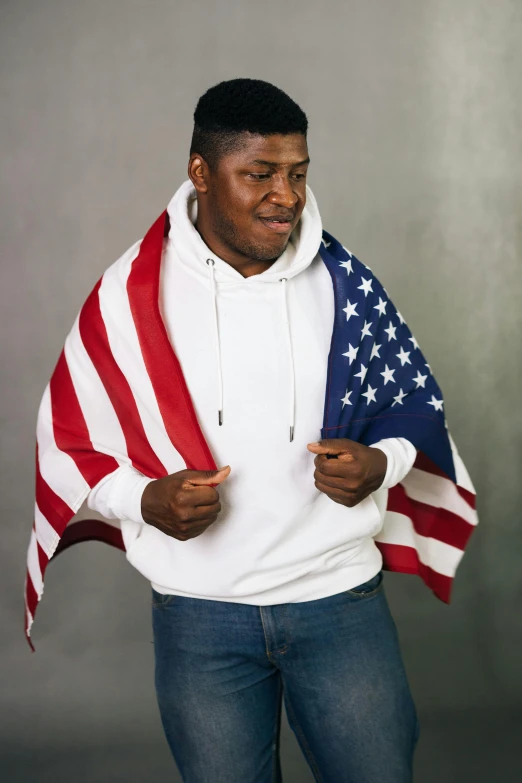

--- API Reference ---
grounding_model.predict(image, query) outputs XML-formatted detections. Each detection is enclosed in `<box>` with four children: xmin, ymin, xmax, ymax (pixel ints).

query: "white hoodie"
<box><xmin>87</xmin><ymin>180</ymin><xmax>416</xmax><ymax>604</ymax></box>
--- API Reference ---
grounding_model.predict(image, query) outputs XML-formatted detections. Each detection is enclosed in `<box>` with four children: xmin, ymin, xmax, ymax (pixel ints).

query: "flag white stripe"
<box><xmin>64</xmin><ymin>314</ymin><xmax>129</xmax><ymax>462</ymax></box>
<box><xmin>26</xmin><ymin>604</ymin><xmax>34</xmax><ymax>635</ymax></box>
<box><xmin>448</xmin><ymin>431</ymin><xmax>476</xmax><ymax>494</ymax></box>
<box><xmin>377</xmin><ymin>510</ymin><xmax>464</xmax><ymax>577</ymax></box>
<box><xmin>34</xmin><ymin>502</ymin><xmax>60</xmax><ymax>558</ymax></box>
<box><xmin>27</xmin><ymin>529</ymin><xmax>43</xmax><ymax>598</ymax></box>
<box><xmin>402</xmin><ymin>467</ymin><xmax>478</xmax><ymax>527</ymax></box>
<box><xmin>36</xmin><ymin>385</ymin><xmax>90</xmax><ymax>513</ymax></box>
<box><xmin>98</xmin><ymin>249</ymin><xmax>185</xmax><ymax>474</ymax></box>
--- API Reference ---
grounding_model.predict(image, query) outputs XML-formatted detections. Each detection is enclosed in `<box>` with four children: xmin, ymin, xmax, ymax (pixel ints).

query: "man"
<box><xmin>26</xmin><ymin>79</ymin><xmax>477</xmax><ymax>782</ymax></box>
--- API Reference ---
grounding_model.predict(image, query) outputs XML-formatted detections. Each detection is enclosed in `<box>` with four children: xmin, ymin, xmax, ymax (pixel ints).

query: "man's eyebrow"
<box><xmin>249</xmin><ymin>157</ymin><xmax>311</xmax><ymax>167</ymax></box>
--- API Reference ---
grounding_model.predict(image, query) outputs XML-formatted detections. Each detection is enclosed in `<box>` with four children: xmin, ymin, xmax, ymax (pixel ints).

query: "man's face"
<box><xmin>197</xmin><ymin>133</ymin><xmax>310</xmax><ymax>265</ymax></box>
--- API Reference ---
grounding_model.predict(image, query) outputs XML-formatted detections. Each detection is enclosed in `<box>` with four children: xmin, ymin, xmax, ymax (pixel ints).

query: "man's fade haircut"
<box><xmin>190</xmin><ymin>78</ymin><xmax>308</xmax><ymax>170</ymax></box>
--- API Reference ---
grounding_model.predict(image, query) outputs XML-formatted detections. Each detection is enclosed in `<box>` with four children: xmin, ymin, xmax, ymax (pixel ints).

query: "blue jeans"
<box><xmin>152</xmin><ymin>571</ymin><xmax>419</xmax><ymax>782</ymax></box>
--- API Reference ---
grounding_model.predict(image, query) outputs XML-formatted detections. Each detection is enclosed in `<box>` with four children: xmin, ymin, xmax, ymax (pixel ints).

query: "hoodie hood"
<box><xmin>165</xmin><ymin>179</ymin><xmax>324</xmax><ymax>441</ymax></box>
<box><xmin>166</xmin><ymin>179</ymin><xmax>323</xmax><ymax>287</ymax></box>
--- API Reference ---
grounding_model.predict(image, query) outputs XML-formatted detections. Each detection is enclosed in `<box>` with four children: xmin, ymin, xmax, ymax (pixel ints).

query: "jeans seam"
<box><xmin>283</xmin><ymin>689</ymin><xmax>325</xmax><ymax>783</ymax></box>
<box><xmin>259</xmin><ymin>607</ymin><xmax>273</xmax><ymax>661</ymax></box>
<box><xmin>272</xmin><ymin>677</ymin><xmax>283</xmax><ymax>783</ymax></box>
<box><xmin>280</xmin><ymin>603</ymin><xmax>291</xmax><ymax>649</ymax></box>
<box><xmin>345</xmin><ymin>572</ymin><xmax>384</xmax><ymax>598</ymax></box>
<box><xmin>151</xmin><ymin>590</ymin><xmax>175</xmax><ymax>609</ymax></box>
<box><xmin>344</xmin><ymin>584</ymin><xmax>383</xmax><ymax>599</ymax></box>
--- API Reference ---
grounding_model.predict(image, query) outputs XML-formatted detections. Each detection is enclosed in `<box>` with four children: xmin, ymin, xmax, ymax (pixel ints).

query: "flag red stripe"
<box><xmin>387</xmin><ymin>484</ymin><xmax>475</xmax><ymax>550</ymax></box>
<box><xmin>55</xmin><ymin>519</ymin><xmax>125</xmax><ymax>556</ymax></box>
<box><xmin>413</xmin><ymin>450</ymin><xmax>448</xmax><ymax>478</ymax></box>
<box><xmin>79</xmin><ymin>279</ymin><xmax>167</xmax><ymax>479</ymax></box>
<box><xmin>36</xmin><ymin>538</ymin><xmax>48</xmax><ymax>576</ymax></box>
<box><xmin>126</xmin><ymin>211</ymin><xmax>216</xmax><ymax>472</ymax></box>
<box><xmin>35</xmin><ymin>444</ymin><xmax>74</xmax><ymax>534</ymax></box>
<box><xmin>25</xmin><ymin>608</ymin><xmax>35</xmax><ymax>652</ymax></box>
<box><xmin>25</xmin><ymin>573</ymin><xmax>38</xmax><ymax>618</ymax></box>
<box><xmin>414</xmin><ymin>451</ymin><xmax>476</xmax><ymax>510</ymax></box>
<box><xmin>377</xmin><ymin>542</ymin><xmax>452</xmax><ymax>602</ymax></box>
<box><xmin>456</xmin><ymin>485</ymin><xmax>476</xmax><ymax>509</ymax></box>
<box><xmin>50</xmin><ymin>350</ymin><xmax>119</xmax><ymax>485</ymax></box>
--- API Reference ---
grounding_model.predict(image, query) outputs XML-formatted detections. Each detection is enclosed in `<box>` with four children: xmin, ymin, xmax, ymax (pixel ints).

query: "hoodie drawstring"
<box><xmin>206</xmin><ymin>259</ymin><xmax>224</xmax><ymax>426</ymax></box>
<box><xmin>205</xmin><ymin>260</ymin><xmax>296</xmax><ymax>442</ymax></box>
<box><xmin>279</xmin><ymin>277</ymin><xmax>296</xmax><ymax>442</ymax></box>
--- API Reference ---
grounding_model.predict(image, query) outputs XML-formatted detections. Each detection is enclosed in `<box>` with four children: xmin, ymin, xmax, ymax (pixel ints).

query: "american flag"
<box><xmin>319</xmin><ymin>232</ymin><xmax>478</xmax><ymax>602</ymax></box>
<box><xmin>25</xmin><ymin>212</ymin><xmax>478</xmax><ymax>650</ymax></box>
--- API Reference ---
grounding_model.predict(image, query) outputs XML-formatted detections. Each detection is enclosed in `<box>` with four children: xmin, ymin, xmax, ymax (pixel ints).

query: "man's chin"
<box><xmin>247</xmin><ymin>236</ymin><xmax>289</xmax><ymax>263</ymax></box>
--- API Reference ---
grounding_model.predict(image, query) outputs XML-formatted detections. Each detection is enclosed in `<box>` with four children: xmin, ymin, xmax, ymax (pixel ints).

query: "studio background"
<box><xmin>1</xmin><ymin>1</ymin><xmax>521</xmax><ymax>781</ymax></box>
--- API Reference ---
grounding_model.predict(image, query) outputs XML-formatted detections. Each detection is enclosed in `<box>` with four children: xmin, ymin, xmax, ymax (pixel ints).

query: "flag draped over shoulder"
<box><xmin>25</xmin><ymin>212</ymin><xmax>478</xmax><ymax>650</ymax></box>
<box><xmin>319</xmin><ymin>231</ymin><xmax>477</xmax><ymax>601</ymax></box>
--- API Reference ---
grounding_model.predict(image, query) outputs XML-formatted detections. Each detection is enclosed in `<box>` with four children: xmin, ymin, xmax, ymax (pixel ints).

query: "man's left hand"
<box><xmin>306</xmin><ymin>439</ymin><xmax>387</xmax><ymax>508</ymax></box>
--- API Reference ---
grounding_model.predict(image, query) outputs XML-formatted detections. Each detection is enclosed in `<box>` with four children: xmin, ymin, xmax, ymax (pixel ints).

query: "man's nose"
<box><xmin>267</xmin><ymin>175</ymin><xmax>299</xmax><ymax>209</ymax></box>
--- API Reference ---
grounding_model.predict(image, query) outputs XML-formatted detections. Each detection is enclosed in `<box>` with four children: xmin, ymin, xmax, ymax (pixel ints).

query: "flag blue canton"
<box><xmin>319</xmin><ymin>230</ymin><xmax>456</xmax><ymax>483</ymax></box>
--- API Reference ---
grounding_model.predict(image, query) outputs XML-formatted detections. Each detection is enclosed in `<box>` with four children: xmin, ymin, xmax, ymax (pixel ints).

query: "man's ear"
<box><xmin>188</xmin><ymin>154</ymin><xmax>210</xmax><ymax>194</ymax></box>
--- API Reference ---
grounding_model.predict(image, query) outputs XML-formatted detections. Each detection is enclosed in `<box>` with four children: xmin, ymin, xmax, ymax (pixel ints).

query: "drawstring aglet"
<box><xmin>218</xmin><ymin>410</ymin><xmax>223</xmax><ymax>426</ymax></box>
<box><xmin>290</xmin><ymin>425</ymin><xmax>294</xmax><ymax>442</ymax></box>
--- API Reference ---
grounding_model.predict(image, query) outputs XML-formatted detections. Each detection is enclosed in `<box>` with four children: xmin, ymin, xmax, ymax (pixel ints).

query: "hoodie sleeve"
<box><xmin>86</xmin><ymin>465</ymin><xmax>154</xmax><ymax>524</ymax></box>
<box><xmin>369</xmin><ymin>437</ymin><xmax>417</xmax><ymax>489</ymax></box>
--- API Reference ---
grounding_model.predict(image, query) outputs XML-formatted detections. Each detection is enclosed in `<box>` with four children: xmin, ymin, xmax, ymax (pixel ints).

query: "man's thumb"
<box><xmin>189</xmin><ymin>465</ymin><xmax>231</xmax><ymax>486</ymax></box>
<box><xmin>306</xmin><ymin>440</ymin><xmax>355</xmax><ymax>460</ymax></box>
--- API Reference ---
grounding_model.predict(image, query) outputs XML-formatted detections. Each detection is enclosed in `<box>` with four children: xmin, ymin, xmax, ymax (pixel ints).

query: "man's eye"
<box><xmin>293</xmin><ymin>173</ymin><xmax>306</xmax><ymax>180</ymax></box>
<box><xmin>249</xmin><ymin>173</ymin><xmax>270</xmax><ymax>180</ymax></box>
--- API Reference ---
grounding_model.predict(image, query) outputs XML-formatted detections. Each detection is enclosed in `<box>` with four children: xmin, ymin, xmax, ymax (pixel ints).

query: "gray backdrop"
<box><xmin>1</xmin><ymin>0</ymin><xmax>521</xmax><ymax>780</ymax></box>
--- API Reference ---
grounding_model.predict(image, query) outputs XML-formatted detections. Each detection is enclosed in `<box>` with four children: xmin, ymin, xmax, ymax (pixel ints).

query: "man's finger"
<box><xmin>314</xmin><ymin>470</ymin><xmax>359</xmax><ymax>492</ymax></box>
<box><xmin>314</xmin><ymin>480</ymin><xmax>357</xmax><ymax>505</ymax></box>
<box><xmin>315</xmin><ymin>454</ymin><xmax>361</xmax><ymax>478</ymax></box>
<box><xmin>183</xmin><ymin>502</ymin><xmax>222</xmax><ymax>522</ymax></box>
<box><xmin>177</xmin><ymin>485</ymin><xmax>220</xmax><ymax>507</ymax></box>
<box><xmin>307</xmin><ymin>439</ymin><xmax>355</xmax><ymax>459</ymax></box>
<box><xmin>184</xmin><ymin>465</ymin><xmax>231</xmax><ymax>488</ymax></box>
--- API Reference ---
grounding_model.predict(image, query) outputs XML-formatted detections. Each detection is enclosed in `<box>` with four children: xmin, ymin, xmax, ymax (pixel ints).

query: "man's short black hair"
<box><xmin>190</xmin><ymin>78</ymin><xmax>308</xmax><ymax>169</ymax></box>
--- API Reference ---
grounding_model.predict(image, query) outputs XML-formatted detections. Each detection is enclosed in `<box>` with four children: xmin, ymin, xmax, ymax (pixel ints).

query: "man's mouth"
<box><xmin>258</xmin><ymin>216</ymin><xmax>294</xmax><ymax>234</ymax></box>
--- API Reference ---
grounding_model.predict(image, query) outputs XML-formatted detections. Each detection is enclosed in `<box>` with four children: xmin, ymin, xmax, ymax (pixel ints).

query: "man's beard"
<box><xmin>212</xmin><ymin>206</ymin><xmax>288</xmax><ymax>263</ymax></box>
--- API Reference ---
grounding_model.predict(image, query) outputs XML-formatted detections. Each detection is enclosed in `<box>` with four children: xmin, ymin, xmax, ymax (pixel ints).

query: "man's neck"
<box><xmin>195</xmin><ymin>221</ymin><xmax>275</xmax><ymax>278</ymax></box>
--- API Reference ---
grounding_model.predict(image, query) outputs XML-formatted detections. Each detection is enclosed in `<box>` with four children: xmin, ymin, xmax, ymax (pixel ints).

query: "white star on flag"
<box><xmin>408</xmin><ymin>336</ymin><xmax>419</xmax><ymax>350</ymax></box>
<box><xmin>343</xmin><ymin>299</ymin><xmax>359</xmax><ymax>321</ymax></box>
<box><xmin>427</xmin><ymin>395</ymin><xmax>444</xmax><ymax>411</ymax></box>
<box><xmin>339</xmin><ymin>258</ymin><xmax>353</xmax><ymax>275</ymax></box>
<box><xmin>322</xmin><ymin>238</ymin><xmax>331</xmax><ymax>248</ymax></box>
<box><xmin>358</xmin><ymin>277</ymin><xmax>374</xmax><ymax>297</ymax></box>
<box><xmin>380</xmin><ymin>365</ymin><xmax>396</xmax><ymax>385</ymax></box>
<box><xmin>373</xmin><ymin>297</ymin><xmax>387</xmax><ymax>316</ymax></box>
<box><xmin>361</xmin><ymin>320</ymin><xmax>373</xmax><ymax>339</ymax></box>
<box><xmin>362</xmin><ymin>384</ymin><xmax>377</xmax><ymax>404</ymax></box>
<box><xmin>384</xmin><ymin>321</ymin><xmax>397</xmax><ymax>341</ymax></box>
<box><xmin>354</xmin><ymin>363</ymin><xmax>368</xmax><ymax>383</ymax></box>
<box><xmin>370</xmin><ymin>343</ymin><xmax>382</xmax><ymax>360</ymax></box>
<box><xmin>342</xmin><ymin>343</ymin><xmax>359</xmax><ymax>364</ymax></box>
<box><xmin>396</xmin><ymin>311</ymin><xmax>405</xmax><ymax>324</ymax></box>
<box><xmin>341</xmin><ymin>390</ymin><xmax>353</xmax><ymax>408</ymax></box>
<box><xmin>392</xmin><ymin>388</ymin><xmax>408</xmax><ymax>406</ymax></box>
<box><xmin>413</xmin><ymin>371</ymin><xmax>428</xmax><ymax>388</ymax></box>
<box><xmin>396</xmin><ymin>346</ymin><xmax>411</xmax><ymax>366</ymax></box>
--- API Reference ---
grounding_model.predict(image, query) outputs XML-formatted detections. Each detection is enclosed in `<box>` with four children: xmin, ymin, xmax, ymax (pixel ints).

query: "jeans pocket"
<box><xmin>344</xmin><ymin>570</ymin><xmax>383</xmax><ymax>598</ymax></box>
<box><xmin>151</xmin><ymin>588</ymin><xmax>176</xmax><ymax>609</ymax></box>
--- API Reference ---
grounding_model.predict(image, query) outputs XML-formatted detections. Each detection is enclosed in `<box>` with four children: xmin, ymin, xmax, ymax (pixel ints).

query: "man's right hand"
<box><xmin>140</xmin><ymin>465</ymin><xmax>231</xmax><ymax>541</ymax></box>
